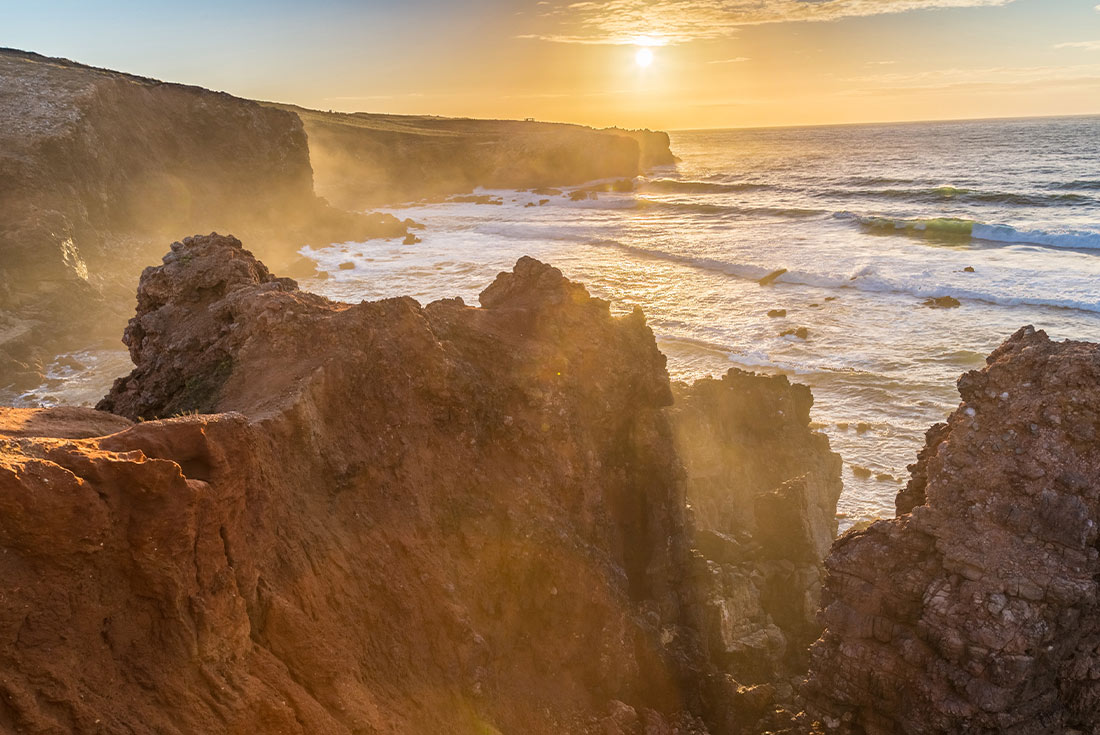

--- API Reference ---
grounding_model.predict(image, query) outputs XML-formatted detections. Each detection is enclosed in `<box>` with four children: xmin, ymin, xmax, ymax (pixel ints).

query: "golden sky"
<box><xmin>7</xmin><ymin>0</ymin><xmax>1100</xmax><ymax>129</ymax></box>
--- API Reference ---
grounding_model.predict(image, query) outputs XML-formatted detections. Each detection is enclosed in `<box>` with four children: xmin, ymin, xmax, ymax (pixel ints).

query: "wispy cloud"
<box><xmin>1055</xmin><ymin>40</ymin><xmax>1100</xmax><ymax>51</ymax></box>
<box><xmin>708</xmin><ymin>57</ymin><xmax>751</xmax><ymax>64</ymax></box>
<box><xmin>522</xmin><ymin>0</ymin><xmax>1016</xmax><ymax>45</ymax></box>
<box><xmin>844</xmin><ymin>63</ymin><xmax>1100</xmax><ymax>90</ymax></box>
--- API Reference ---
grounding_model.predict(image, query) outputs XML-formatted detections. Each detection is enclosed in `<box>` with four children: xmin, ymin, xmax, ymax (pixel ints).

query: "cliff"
<box><xmin>0</xmin><ymin>234</ymin><xmax>841</xmax><ymax>734</ymax></box>
<box><xmin>802</xmin><ymin>326</ymin><xmax>1100</xmax><ymax>733</ymax></box>
<box><xmin>271</xmin><ymin>104</ymin><xmax>676</xmax><ymax>208</ymax></box>
<box><xmin>0</xmin><ymin>48</ymin><xmax>408</xmax><ymax>392</ymax></box>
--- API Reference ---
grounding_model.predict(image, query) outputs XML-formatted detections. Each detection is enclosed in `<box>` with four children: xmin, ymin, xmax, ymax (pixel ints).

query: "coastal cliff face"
<box><xmin>276</xmin><ymin>105</ymin><xmax>676</xmax><ymax>208</ymax></box>
<box><xmin>0</xmin><ymin>234</ymin><xmax>843</xmax><ymax>734</ymax></box>
<box><xmin>0</xmin><ymin>48</ymin><xmax>407</xmax><ymax>392</ymax></box>
<box><xmin>803</xmin><ymin>327</ymin><xmax>1100</xmax><ymax>733</ymax></box>
<box><xmin>671</xmin><ymin>373</ymin><xmax>843</xmax><ymax>684</ymax></box>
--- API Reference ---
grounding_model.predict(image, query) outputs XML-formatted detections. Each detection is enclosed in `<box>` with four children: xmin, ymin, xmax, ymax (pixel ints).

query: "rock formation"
<box><xmin>803</xmin><ymin>326</ymin><xmax>1100</xmax><ymax>733</ymax></box>
<box><xmin>274</xmin><ymin>104</ymin><xmax>676</xmax><ymax>209</ymax></box>
<box><xmin>670</xmin><ymin>371</ymin><xmax>843</xmax><ymax>686</ymax></box>
<box><xmin>0</xmin><ymin>233</ymin><xmax>848</xmax><ymax>734</ymax></box>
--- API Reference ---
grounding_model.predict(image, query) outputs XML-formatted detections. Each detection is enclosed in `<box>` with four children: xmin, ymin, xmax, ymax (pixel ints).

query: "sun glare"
<box><xmin>635</xmin><ymin>47</ymin><xmax>654</xmax><ymax>68</ymax></box>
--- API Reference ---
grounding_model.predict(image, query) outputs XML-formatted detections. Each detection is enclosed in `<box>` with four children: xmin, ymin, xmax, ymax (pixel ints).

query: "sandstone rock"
<box><xmin>3</xmin><ymin>233</ymin><xmax>846</xmax><ymax>734</ymax></box>
<box><xmin>767</xmin><ymin>309</ymin><xmax>787</xmax><ymax>318</ymax></box>
<box><xmin>1</xmin><ymin>234</ymin><xmax>713</xmax><ymax>733</ymax></box>
<box><xmin>804</xmin><ymin>326</ymin><xmax>1100</xmax><ymax>734</ymax></box>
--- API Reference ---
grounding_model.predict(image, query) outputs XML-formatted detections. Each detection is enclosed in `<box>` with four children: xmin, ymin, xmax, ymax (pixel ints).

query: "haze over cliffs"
<box><xmin>274</xmin><ymin>103</ymin><xmax>675</xmax><ymax>208</ymax></box>
<box><xmin>0</xmin><ymin>48</ymin><xmax>673</xmax><ymax>395</ymax></box>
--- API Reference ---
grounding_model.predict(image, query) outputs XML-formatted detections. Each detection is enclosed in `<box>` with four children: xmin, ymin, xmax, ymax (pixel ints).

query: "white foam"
<box><xmin>972</xmin><ymin>223</ymin><xmax>1100</xmax><ymax>251</ymax></box>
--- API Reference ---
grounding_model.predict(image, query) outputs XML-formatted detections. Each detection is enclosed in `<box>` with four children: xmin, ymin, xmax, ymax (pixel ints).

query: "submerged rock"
<box><xmin>758</xmin><ymin>269</ymin><xmax>788</xmax><ymax>286</ymax></box>
<box><xmin>923</xmin><ymin>295</ymin><xmax>961</xmax><ymax>308</ymax></box>
<box><xmin>803</xmin><ymin>326</ymin><xmax>1100</xmax><ymax>734</ymax></box>
<box><xmin>781</xmin><ymin>327</ymin><xmax>810</xmax><ymax>340</ymax></box>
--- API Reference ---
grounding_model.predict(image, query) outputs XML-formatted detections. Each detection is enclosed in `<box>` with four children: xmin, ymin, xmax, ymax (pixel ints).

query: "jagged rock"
<box><xmin>669</xmin><ymin>369</ymin><xmax>843</xmax><ymax>682</ymax></box>
<box><xmin>4</xmin><ymin>234</ymin><xmax>714</xmax><ymax>734</ymax></box>
<box><xmin>850</xmin><ymin>464</ymin><xmax>872</xmax><ymax>479</ymax></box>
<box><xmin>2</xmin><ymin>234</ymin><xmax>847</xmax><ymax>734</ymax></box>
<box><xmin>767</xmin><ymin>309</ymin><xmax>787</xmax><ymax>318</ymax></box>
<box><xmin>803</xmin><ymin>326</ymin><xmax>1100</xmax><ymax>734</ymax></box>
<box><xmin>781</xmin><ymin>327</ymin><xmax>809</xmax><ymax>340</ymax></box>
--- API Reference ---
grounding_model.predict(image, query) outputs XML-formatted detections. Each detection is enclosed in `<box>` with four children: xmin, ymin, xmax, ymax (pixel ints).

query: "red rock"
<box><xmin>803</xmin><ymin>326</ymin><xmax>1100</xmax><ymax>734</ymax></box>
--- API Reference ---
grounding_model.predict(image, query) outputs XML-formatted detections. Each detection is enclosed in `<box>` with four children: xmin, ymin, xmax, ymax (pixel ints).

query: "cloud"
<box><xmin>521</xmin><ymin>0</ymin><xmax>1017</xmax><ymax>45</ymax></box>
<box><xmin>844</xmin><ymin>63</ymin><xmax>1100</xmax><ymax>91</ymax></box>
<box><xmin>1055</xmin><ymin>40</ymin><xmax>1100</xmax><ymax>50</ymax></box>
<box><xmin>708</xmin><ymin>56</ymin><xmax>751</xmax><ymax>64</ymax></box>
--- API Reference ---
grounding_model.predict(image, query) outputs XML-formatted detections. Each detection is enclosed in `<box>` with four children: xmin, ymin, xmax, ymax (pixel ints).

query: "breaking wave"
<box><xmin>838</xmin><ymin>213</ymin><xmax>1100</xmax><ymax>251</ymax></box>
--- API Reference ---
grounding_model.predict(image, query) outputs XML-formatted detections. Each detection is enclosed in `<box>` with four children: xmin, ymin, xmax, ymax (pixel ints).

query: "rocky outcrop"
<box><xmin>275</xmin><ymin>104</ymin><xmax>676</xmax><ymax>208</ymax></box>
<box><xmin>0</xmin><ymin>234</ymin><xmax>849</xmax><ymax>734</ymax></box>
<box><xmin>803</xmin><ymin>326</ymin><xmax>1100</xmax><ymax>733</ymax></box>
<box><xmin>0</xmin><ymin>233</ymin><xmax>699</xmax><ymax>734</ymax></box>
<box><xmin>670</xmin><ymin>372</ymin><xmax>843</xmax><ymax>685</ymax></box>
<box><xmin>0</xmin><ymin>48</ymin><xmax>408</xmax><ymax>391</ymax></box>
<box><xmin>7</xmin><ymin>236</ymin><xmax>694</xmax><ymax>734</ymax></box>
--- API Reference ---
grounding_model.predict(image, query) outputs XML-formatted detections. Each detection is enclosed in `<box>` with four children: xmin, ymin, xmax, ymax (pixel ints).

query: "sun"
<box><xmin>635</xmin><ymin>47</ymin><xmax>654</xmax><ymax>68</ymax></box>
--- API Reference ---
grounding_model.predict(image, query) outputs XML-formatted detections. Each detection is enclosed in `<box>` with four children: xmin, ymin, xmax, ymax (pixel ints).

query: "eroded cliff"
<box><xmin>802</xmin><ymin>326</ymin><xmax>1100</xmax><ymax>733</ymax></box>
<box><xmin>274</xmin><ymin>104</ymin><xmax>676</xmax><ymax>209</ymax></box>
<box><xmin>0</xmin><ymin>233</ymin><xmax>843</xmax><ymax>734</ymax></box>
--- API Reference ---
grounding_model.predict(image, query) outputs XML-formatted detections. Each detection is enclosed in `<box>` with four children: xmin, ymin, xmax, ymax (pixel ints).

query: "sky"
<box><xmin>3</xmin><ymin>0</ymin><xmax>1099</xmax><ymax>129</ymax></box>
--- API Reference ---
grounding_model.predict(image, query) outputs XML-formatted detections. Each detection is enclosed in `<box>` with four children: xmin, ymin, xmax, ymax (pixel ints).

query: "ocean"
<box><xmin>19</xmin><ymin>115</ymin><xmax>1100</xmax><ymax>526</ymax></box>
